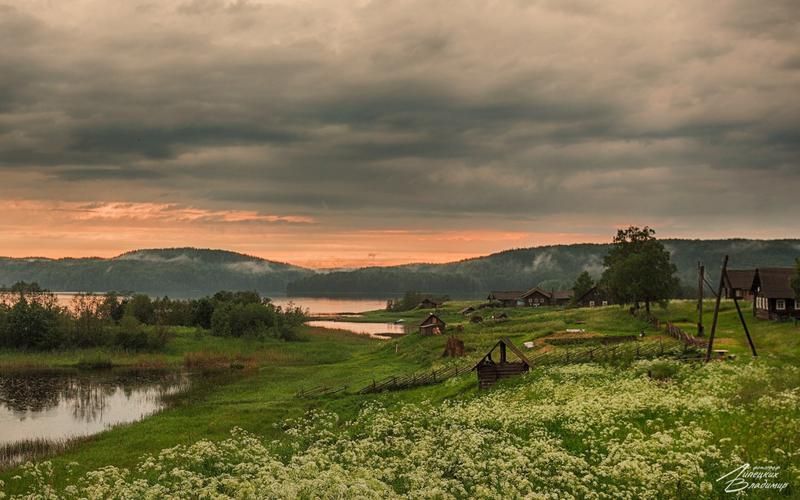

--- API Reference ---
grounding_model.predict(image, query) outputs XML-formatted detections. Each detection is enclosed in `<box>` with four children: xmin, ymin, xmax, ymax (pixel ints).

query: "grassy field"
<box><xmin>2</xmin><ymin>300</ymin><xmax>799</xmax><ymax>497</ymax></box>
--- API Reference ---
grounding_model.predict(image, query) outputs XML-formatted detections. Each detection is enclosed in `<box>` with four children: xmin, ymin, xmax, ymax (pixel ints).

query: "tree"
<box><xmin>601</xmin><ymin>226</ymin><xmax>679</xmax><ymax>314</ymax></box>
<box><xmin>571</xmin><ymin>271</ymin><xmax>595</xmax><ymax>303</ymax></box>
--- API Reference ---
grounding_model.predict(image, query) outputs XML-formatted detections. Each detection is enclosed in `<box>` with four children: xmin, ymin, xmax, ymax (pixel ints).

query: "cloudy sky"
<box><xmin>1</xmin><ymin>0</ymin><xmax>798</xmax><ymax>268</ymax></box>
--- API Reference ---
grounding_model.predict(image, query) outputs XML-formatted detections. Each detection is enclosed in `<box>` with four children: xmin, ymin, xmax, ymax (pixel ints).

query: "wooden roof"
<box><xmin>488</xmin><ymin>291</ymin><xmax>523</xmax><ymax>301</ymax></box>
<box><xmin>551</xmin><ymin>290</ymin><xmax>574</xmax><ymax>300</ymax></box>
<box><xmin>420</xmin><ymin>313</ymin><xmax>445</xmax><ymax>327</ymax></box>
<box><xmin>471</xmin><ymin>337</ymin><xmax>531</xmax><ymax>370</ymax></box>
<box><xmin>726</xmin><ymin>269</ymin><xmax>756</xmax><ymax>290</ymax></box>
<box><xmin>756</xmin><ymin>267</ymin><xmax>796</xmax><ymax>299</ymax></box>
<box><xmin>519</xmin><ymin>287</ymin><xmax>551</xmax><ymax>299</ymax></box>
<box><xmin>575</xmin><ymin>286</ymin><xmax>599</xmax><ymax>302</ymax></box>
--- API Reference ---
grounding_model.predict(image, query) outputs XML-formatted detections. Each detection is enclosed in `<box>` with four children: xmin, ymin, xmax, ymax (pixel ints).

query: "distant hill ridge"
<box><xmin>286</xmin><ymin>239</ymin><xmax>800</xmax><ymax>297</ymax></box>
<box><xmin>0</xmin><ymin>248</ymin><xmax>313</xmax><ymax>297</ymax></box>
<box><xmin>1</xmin><ymin>240</ymin><xmax>798</xmax><ymax>298</ymax></box>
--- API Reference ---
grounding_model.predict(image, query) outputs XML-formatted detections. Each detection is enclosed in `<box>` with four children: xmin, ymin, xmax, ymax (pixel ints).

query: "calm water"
<box><xmin>53</xmin><ymin>294</ymin><xmax>386</xmax><ymax>316</ymax></box>
<box><xmin>271</xmin><ymin>297</ymin><xmax>387</xmax><ymax>315</ymax></box>
<box><xmin>0</xmin><ymin>369</ymin><xmax>190</xmax><ymax>445</ymax></box>
<box><xmin>305</xmin><ymin>320</ymin><xmax>408</xmax><ymax>339</ymax></box>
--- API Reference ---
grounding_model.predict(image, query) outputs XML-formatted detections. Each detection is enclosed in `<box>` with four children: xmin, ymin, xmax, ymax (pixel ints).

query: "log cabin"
<box><xmin>551</xmin><ymin>290</ymin><xmax>574</xmax><ymax>306</ymax></box>
<box><xmin>724</xmin><ymin>269</ymin><xmax>756</xmax><ymax>300</ymax></box>
<box><xmin>519</xmin><ymin>287</ymin><xmax>551</xmax><ymax>306</ymax></box>
<box><xmin>753</xmin><ymin>268</ymin><xmax>800</xmax><ymax>320</ymax></box>
<box><xmin>574</xmin><ymin>286</ymin><xmax>612</xmax><ymax>307</ymax></box>
<box><xmin>419</xmin><ymin>313</ymin><xmax>446</xmax><ymax>334</ymax></box>
<box><xmin>417</xmin><ymin>298</ymin><xmax>443</xmax><ymax>309</ymax></box>
<box><xmin>487</xmin><ymin>291</ymin><xmax>524</xmax><ymax>307</ymax></box>
<box><xmin>472</xmin><ymin>337</ymin><xmax>531</xmax><ymax>389</ymax></box>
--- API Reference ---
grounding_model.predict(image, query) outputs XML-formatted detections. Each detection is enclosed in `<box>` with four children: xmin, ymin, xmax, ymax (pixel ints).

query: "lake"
<box><xmin>305</xmin><ymin>320</ymin><xmax>408</xmax><ymax>339</ymax></box>
<box><xmin>0</xmin><ymin>369</ymin><xmax>190</xmax><ymax>450</ymax></box>
<box><xmin>52</xmin><ymin>294</ymin><xmax>386</xmax><ymax>316</ymax></box>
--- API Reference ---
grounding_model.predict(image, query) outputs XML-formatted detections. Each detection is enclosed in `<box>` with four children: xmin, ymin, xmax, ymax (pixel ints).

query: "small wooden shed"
<box><xmin>419</xmin><ymin>313</ymin><xmax>446</xmax><ymax>335</ymax></box>
<box><xmin>418</xmin><ymin>298</ymin><xmax>443</xmax><ymax>309</ymax></box>
<box><xmin>472</xmin><ymin>337</ymin><xmax>531</xmax><ymax>389</ymax></box>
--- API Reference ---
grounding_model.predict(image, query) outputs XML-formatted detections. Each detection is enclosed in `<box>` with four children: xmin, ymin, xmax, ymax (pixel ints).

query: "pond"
<box><xmin>0</xmin><ymin>369</ymin><xmax>190</xmax><ymax>450</ymax></box>
<box><xmin>305</xmin><ymin>320</ymin><xmax>409</xmax><ymax>339</ymax></box>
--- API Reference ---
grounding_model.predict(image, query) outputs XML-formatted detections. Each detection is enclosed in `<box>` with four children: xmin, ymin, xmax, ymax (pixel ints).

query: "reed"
<box><xmin>0</xmin><ymin>437</ymin><xmax>93</xmax><ymax>470</ymax></box>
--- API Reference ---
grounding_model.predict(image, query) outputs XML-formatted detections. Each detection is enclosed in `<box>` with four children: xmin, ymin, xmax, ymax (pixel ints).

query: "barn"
<box><xmin>753</xmin><ymin>268</ymin><xmax>799</xmax><ymax>320</ymax></box>
<box><xmin>472</xmin><ymin>337</ymin><xmax>531</xmax><ymax>389</ymax></box>
<box><xmin>419</xmin><ymin>313</ymin><xmax>446</xmax><ymax>335</ymax></box>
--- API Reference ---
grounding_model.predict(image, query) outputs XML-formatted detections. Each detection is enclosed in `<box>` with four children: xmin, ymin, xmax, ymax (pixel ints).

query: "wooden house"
<box><xmin>724</xmin><ymin>269</ymin><xmax>756</xmax><ymax>300</ymax></box>
<box><xmin>417</xmin><ymin>298</ymin><xmax>443</xmax><ymax>309</ymax></box>
<box><xmin>487</xmin><ymin>291</ymin><xmax>523</xmax><ymax>307</ymax></box>
<box><xmin>419</xmin><ymin>313</ymin><xmax>446</xmax><ymax>335</ymax></box>
<box><xmin>459</xmin><ymin>306</ymin><xmax>476</xmax><ymax>315</ymax></box>
<box><xmin>574</xmin><ymin>286</ymin><xmax>612</xmax><ymax>307</ymax></box>
<box><xmin>519</xmin><ymin>287</ymin><xmax>551</xmax><ymax>306</ymax></box>
<box><xmin>551</xmin><ymin>290</ymin><xmax>574</xmax><ymax>307</ymax></box>
<box><xmin>753</xmin><ymin>268</ymin><xmax>799</xmax><ymax>320</ymax></box>
<box><xmin>472</xmin><ymin>337</ymin><xmax>531</xmax><ymax>389</ymax></box>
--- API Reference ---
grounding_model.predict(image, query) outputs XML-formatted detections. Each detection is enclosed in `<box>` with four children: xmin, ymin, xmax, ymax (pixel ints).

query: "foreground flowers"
<box><xmin>8</xmin><ymin>361</ymin><xmax>800</xmax><ymax>499</ymax></box>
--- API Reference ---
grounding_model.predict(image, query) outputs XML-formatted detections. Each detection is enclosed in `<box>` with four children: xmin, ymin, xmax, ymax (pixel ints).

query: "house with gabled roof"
<box><xmin>419</xmin><ymin>313</ymin><xmax>446</xmax><ymax>335</ymax></box>
<box><xmin>487</xmin><ymin>291</ymin><xmax>524</xmax><ymax>307</ymax></box>
<box><xmin>724</xmin><ymin>269</ymin><xmax>756</xmax><ymax>300</ymax></box>
<box><xmin>753</xmin><ymin>267</ymin><xmax>799</xmax><ymax>320</ymax></box>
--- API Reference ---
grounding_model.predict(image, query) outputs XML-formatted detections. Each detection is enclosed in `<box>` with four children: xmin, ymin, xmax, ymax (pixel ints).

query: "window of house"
<box><xmin>776</xmin><ymin>299</ymin><xmax>786</xmax><ymax>311</ymax></box>
<box><xmin>602</xmin><ymin>300</ymin><xmax>608</xmax><ymax>306</ymax></box>
<box><xmin>589</xmin><ymin>300</ymin><xmax>595</xmax><ymax>307</ymax></box>
<box><xmin>795</xmin><ymin>300</ymin><xmax>800</xmax><ymax>311</ymax></box>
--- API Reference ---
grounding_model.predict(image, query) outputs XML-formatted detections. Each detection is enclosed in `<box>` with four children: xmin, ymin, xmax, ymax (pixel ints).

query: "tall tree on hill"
<box><xmin>601</xmin><ymin>226</ymin><xmax>679</xmax><ymax>314</ymax></box>
<box><xmin>571</xmin><ymin>271</ymin><xmax>595</xmax><ymax>304</ymax></box>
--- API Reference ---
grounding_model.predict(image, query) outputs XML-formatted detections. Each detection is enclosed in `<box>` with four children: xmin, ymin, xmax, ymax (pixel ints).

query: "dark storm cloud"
<box><xmin>0</xmin><ymin>0</ymin><xmax>798</xmax><ymax>231</ymax></box>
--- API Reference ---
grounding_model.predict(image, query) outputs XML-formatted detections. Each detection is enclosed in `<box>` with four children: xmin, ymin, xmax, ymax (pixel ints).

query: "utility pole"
<box><xmin>697</xmin><ymin>261</ymin><xmax>704</xmax><ymax>337</ymax></box>
<box><xmin>705</xmin><ymin>255</ymin><xmax>728</xmax><ymax>362</ymax></box>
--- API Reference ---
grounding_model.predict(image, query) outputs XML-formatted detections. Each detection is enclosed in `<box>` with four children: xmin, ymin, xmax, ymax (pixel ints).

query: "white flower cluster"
<box><xmin>9</xmin><ymin>361</ymin><xmax>800</xmax><ymax>499</ymax></box>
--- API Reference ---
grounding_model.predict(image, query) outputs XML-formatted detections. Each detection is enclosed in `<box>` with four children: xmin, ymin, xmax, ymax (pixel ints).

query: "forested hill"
<box><xmin>286</xmin><ymin>239</ymin><xmax>800</xmax><ymax>297</ymax></box>
<box><xmin>0</xmin><ymin>248</ymin><xmax>313</xmax><ymax>297</ymax></box>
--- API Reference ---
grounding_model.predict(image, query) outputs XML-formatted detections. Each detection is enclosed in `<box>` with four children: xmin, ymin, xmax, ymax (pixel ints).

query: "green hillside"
<box><xmin>0</xmin><ymin>248</ymin><xmax>313</xmax><ymax>296</ymax></box>
<box><xmin>287</xmin><ymin>239</ymin><xmax>800</xmax><ymax>297</ymax></box>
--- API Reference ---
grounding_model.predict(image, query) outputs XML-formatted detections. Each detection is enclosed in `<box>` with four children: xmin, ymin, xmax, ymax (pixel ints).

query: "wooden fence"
<box><xmin>295</xmin><ymin>385</ymin><xmax>348</xmax><ymax>398</ymax></box>
<box><xmin>358</xmin><ymin>364</ymin><xmax>473</xmax><ymax>394</ymax></box>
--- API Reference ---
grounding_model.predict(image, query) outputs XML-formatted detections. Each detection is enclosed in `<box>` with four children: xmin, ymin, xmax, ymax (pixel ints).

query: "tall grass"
<box><xmin>0</xmin><ymin>437</ymin><xmax>93</xmax><ymax>471</ymax></box>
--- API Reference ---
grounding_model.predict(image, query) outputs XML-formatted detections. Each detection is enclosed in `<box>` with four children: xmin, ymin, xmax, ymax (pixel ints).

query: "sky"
<box><xmin>1</xmin><ymin>0</ymin><xmax>798</xmax><ymax>268</ymax></box>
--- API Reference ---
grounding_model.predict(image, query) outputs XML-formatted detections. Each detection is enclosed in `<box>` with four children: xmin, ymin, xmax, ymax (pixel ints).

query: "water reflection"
<box><xmin>0</xmin><ymin>370</ymin><xmax>189</xmax><ymax>445</ymax></box>
<box><xmin>305</xmin><ymin>320</ymin><xmax>408</xmax><ymax>339</ymax></box>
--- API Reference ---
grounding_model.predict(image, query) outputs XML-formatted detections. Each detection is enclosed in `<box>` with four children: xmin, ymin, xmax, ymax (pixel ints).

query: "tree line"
<box><xmin>0</xmin><ymin>285</ymin><xmax>306</xmax><ymax>351</ymax></box>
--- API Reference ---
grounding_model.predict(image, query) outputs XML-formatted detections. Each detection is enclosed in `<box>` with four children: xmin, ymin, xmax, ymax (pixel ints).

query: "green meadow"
<box><xmin>2</xmin><ymin>300</ymin><xmax>799</xmax><ymax>497</ymax></box>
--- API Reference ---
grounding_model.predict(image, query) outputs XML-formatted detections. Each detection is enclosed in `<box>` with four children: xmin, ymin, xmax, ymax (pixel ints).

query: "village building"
<box><xmin>487</xmin><ymin>291</ymin><xmax>524</xmax><ymax>307</ymax></box>
<box><xmin>753</xmin><ymin>267</ymin><xmax>800</xmax><ymax>321</ymax></box>
<box><xmin>472</xmin><ymin>337</ymin><xmax>531</xmax><ymax>389</ymax></box>
<box><xmin>417</xmin><ymin>298</ymin><xmax>443</xmax><ymax>309</ymax></box>
<box><xmin>724</xmin><ymin>269</ymin><xmax>756</xmax><ymax>300</ymax></box>
<box><xmin>459</xmin><ymin>306</ymin><xmax>476</xmax><ymax>315</ymax></box>
<box><xmin>419</xmin><ymin>313</ymin><xmax>446</xmax><ymax>335</ymax></box>
<box><xmin>574</xmin><ymin>286</ymin><xmax>612</xmax><ymax>307</ymax></box>
<box><xmin>519</xmin><ymin>287</ymin><xmax>551</xmax><ymax>306</ymax></box>
<box><xmin>551</xmin><ymin>290</ymin><xmax>574</xmax><ymax>307</ymax></box>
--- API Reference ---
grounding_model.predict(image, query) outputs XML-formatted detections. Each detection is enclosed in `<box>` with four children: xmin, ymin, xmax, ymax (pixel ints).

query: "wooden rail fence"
<box><xmin>358</xmin><ymin>364</ymin><xmax>473</xmax><ymax>394</ymax></box>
